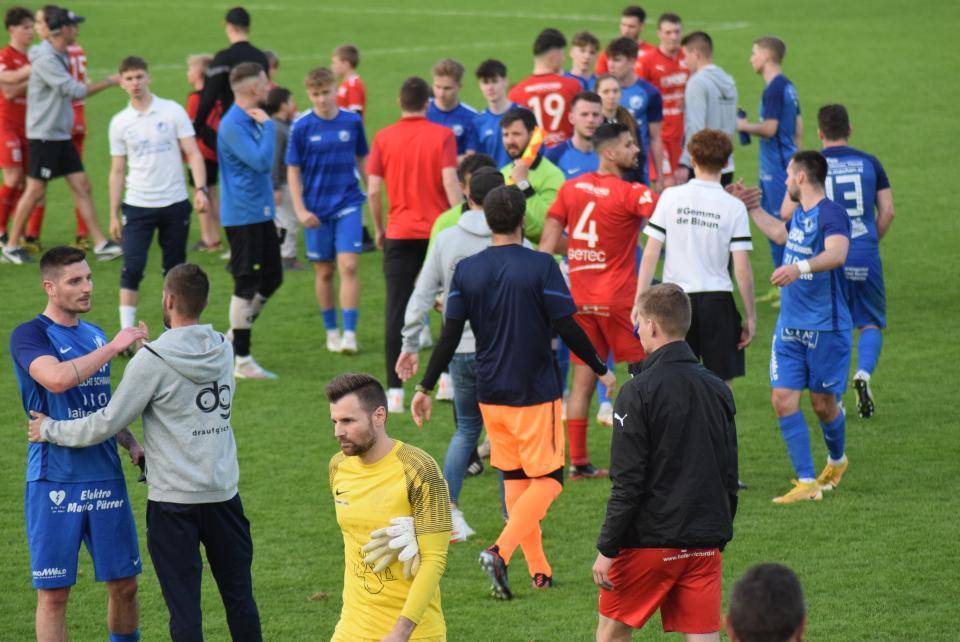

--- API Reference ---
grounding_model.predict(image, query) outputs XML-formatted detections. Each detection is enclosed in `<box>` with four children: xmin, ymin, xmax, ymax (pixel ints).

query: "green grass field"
<box><xmin>1</xmin><ymin>0</ymin><xmax>958</xmax><ymax>639</ymax></box>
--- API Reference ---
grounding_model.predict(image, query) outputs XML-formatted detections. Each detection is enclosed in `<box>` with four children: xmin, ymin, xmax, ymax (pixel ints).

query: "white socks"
<box><xmin>119</xmin><ymin>305</ymin><xmax>136</xmax><ymax>329</ymax></box>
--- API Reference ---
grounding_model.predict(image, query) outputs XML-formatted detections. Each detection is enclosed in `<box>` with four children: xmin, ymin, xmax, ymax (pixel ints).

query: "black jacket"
<box><xmin>193</xmin><ymin>41</ymin><xmax>269</xmax><ymax>150</ymax></box>
<box><xmin>597</xmin><ymin>341</ymin><xmax>739</xmax><ymax>557</ymax></box>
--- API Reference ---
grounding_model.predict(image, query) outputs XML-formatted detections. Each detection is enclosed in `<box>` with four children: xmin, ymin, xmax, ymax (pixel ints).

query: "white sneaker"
<box><xmin>339</xmin><ymin>331</ymin><xmax>358</xmax><ymax>354</ymax></box>
<box><xmin>387</xmin><ymin>387</ymin><xmax>404</xmax><ymax>413</ymax></box>
<box><xmin>450</xmin><ymin>507</ymin><xmax>475</xmax><ymax>543</ymax></box>
<box><xmin>477</xmin><ymin>438</ymin><xmax>491</xmax><ymax>459</ymax></box>
<box><xmin>596</xmin><ymin>401</ymin><xmax>614</xmax><ymax>427</ymax></box>
<box><xmin>419</xmin><ymin>324</ymin><xmax>433</xmax><ymax>349</ymax></box>
<box><xmin>234</xmin><ymin>355</ymin><xmax>278</xmax><ymax>380</ymax></box>
<box><xmin>93</xmin><ymin>239</ymin><xmax>123</xmax><ymax>261</ymax></box>
<box><xmin>1</xmin><ymin>245</ymin><xmax>32</xmax><ymax>264</ymax></box>
<box><xmin>436</xmin><ymin>372</ymin><xmax>455</xmax><ymax>401</ymax></box>
<box><xmin>326</xmin><ymin>330</ymin><xmax>342</xmax><ymax>353</ymax></box>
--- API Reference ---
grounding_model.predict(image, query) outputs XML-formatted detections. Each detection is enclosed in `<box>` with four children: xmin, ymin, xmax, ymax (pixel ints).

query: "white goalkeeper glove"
<box><xmin>362</xmin><ymin>516</ymin><xmax>421</xmax><ymax>580</ymax></box>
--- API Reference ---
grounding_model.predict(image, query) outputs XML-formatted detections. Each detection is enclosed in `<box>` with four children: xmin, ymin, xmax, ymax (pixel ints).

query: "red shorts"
<box><xmin>0</xmin><ymin>130</ymin><xmax>26</xmax><ymax>169</ymax></box>
<box><xmin>570</xmin><ymin>306</ymin><xmax>645</xmax><ymax>364</ymax></box>
<box><xmin>662</xmin><ymin>137</ymin><xmax>683</xmax><ymax>175</ymax></box>
<box><xmin>599</xmin><ymin>547</ymin><xmax>722</xmax><ymax>633</ymax></box>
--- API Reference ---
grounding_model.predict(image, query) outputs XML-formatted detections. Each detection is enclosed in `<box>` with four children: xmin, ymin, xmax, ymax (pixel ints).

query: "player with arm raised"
<box><xmin>0</xmin><ymin>7</ymin><xmax>32</xmax><ymax>243</ymax></box>
<box><xmin>540</xmin><ymin>123</ymin><xmax>657</xmax><ymax>481</ymax></box>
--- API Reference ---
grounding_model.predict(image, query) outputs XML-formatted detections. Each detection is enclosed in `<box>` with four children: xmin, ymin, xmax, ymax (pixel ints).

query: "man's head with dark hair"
<box><xmin>635</xmin><ymin>283</ymin><xmax>691</xmax><ymax>351</ymax></box>
<box><xmin>265</xmin><ymin>86</ymin><xmax>292</xmax><ymax>116</ymax></box>
<box><xmin>572</xmin><ymin>91</ymin><xmax>602</xmax><ymax>110</ymax></box>
<box><xmin>163</xmin><ymin>263</ymin><xmax>209</xmax><ymax>325</ymax></box>
<box><xmin>688</xmin><ymin>129</ymin><xmax>732</xmax><ymax>174</ymax></box>
<box><xmin>817</xmin><ymin>104</ymin><xmax>851</xmax><ymax>142</ymax></box>
<box><xmin>681</xmin><ymin>31</ymin><xmax>712</xmax><ymax>57</ymax></box>
<box><xmin>622</xmin><ymin>5</ymin><xmax>647</xmax><ymax>22</ymax></box>
<box><xmin>118</xmin><ymin>56</ymin><xmax>147</xmax><ymax>75</ymax></box>
<box><xmin>570</xmin><ymin>92</ymin><xmax>603</xmax><ymax>141</ymax></box>
<box><xmin>500</xmin><ymin>107</ymin><xmax>538</xmax><ymax>160</ymax></box>
<box><xmin>483</xmin><ymin>185</ymin><xmax>526</xmax><ymax>235</ymax></box>
<box><xmin>607</xmin><ymin>36</ymin><xmax>640</xmax><ymax>61</ymax></box>
<box><xmin>229</xmin><ymin>61</ymin><xmax>266</xmax><ymax>93</ymax></box>
<box><xmin>332</xmin><ymin>44</ymin><xmax>359</xmax><ymax>70</ymax></box>
<box><xmin>467</xmin><ymin>166</ymin><xmax>505</xmax><ymax>209</ymax></box>
<box><xmin>475</xmin><ymin>59</ymin><xmax>507</xmax><ymax>81</ymax></box>
<box><xmin>752</xmin><ymin>36</ymin><xmax>786</xmax><ymax>68</ymax></box>
<box><xmin>5</xmin><ymin>6</ymin><xmax>33</xmax><ymax>30</ymax></box>
<box><xmin>39</xmin><ymin>246</ymin><xmax>92</xmax><ymax>315</ymax></box>
<box><xmin>40</xmin><ymin>245</ymin><xmax>86</xmax><ymax>281</ymax></box>
<box><xmin>727</xmin><ymin>564</ymin><xmax>806</xmax><ymax>642</ymax></box>
<box><xmin>657</xmin><ymin>12</ymin><xmax>683</xmax><ymax>55</ymax></box>
<box><xmin>326</xmin><ymin>373</ymin><xmax>390</xmax><ymax>457</ymax></box>
<box><xmin>500</xmin><ymin>107</ymin><xmax>537</xmax><ymax>133</ymax></box>
<box><xmin>658</xmin><ymin>12</ymin><xmax>682</xmax><ymax>27</ymax></box>
<box><xmin>533</xmin><ymin>28</ymin><xmax>566</xmax><ymax>56</ymax></box>
<box><xmin>619</xmin><ymin>6</ymin><xmax>647</xmax><ymax>39</ymax></box>
<box><xmin>399</xmin><ymin>76</ymin><xmax>430</xmax><ymax>112</ymax></box>
<box><xmin>457</xmin><ymin>152</ymin><xmax>497</xmax><ymax>186</ymax></box>
<box><xmin>225</xmin><ymin>6</ymin><xmax>250</xmax><ymax>29</ymax></box>
<box><xmin>594</xmin><ymin>121</ymin><xmax>639</xmax><ymax>172</ymax></box>
<box><xmin>593</xmin><ymin>121</ymin><xmax>630</xmax><ymax>149</ymax></box>
<box><xmin>571</xmin><ymin>31</ymin><xmax>600</xmax><ymax>51</ymax></box>
<box><xmin>787</xmin><ymin>150</ymin><xmax>828</xmax><ymax>203</ymax></box>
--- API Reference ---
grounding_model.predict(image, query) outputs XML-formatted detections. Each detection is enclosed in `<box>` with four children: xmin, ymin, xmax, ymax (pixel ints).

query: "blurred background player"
<box><xmin>733</xmin><ymin>151</ymin><xmax>852</xmax><ymax>504</ymax></box>
<box><xmin>263</xmin><ymin>48</ymin><xmax>278</xmax><ymax>84</ymax></box>
<box><xmin>541</xmin><ymin>123</ymin><xmax>657</xmax><ymax>481</ymax></box>
<box><xmin>367</xmin><ymin>76</ymin><xmax>460</xmax><ymax>411</ymax></box>
<box><xmin>287</xmin><ymin>67</ymin><xmax>368</xmax><ymax>354</ymax></box>
<box><xmin>0</xmin><ymin>7</ymin><xmax>33</xmax><ymax>246</ymax></box>
<box><xmin>565</xmin><ymin>31</ymin><xmax>599</xmax><ymax>90</ymax></box>
<box><xmin>266</xmin><ymin>86</ymin><xmax>303</xmax><ymax>271</ymax></box>
<box><xmin>545</xmin><ymin>91</ymin><xmax>603</xmax><ymax>179</ymax></box>
<box><xmin>498</xmin><ymin>107</ymin><xmax>564</xmax><ymax>244</ymax></box>
<box><xmin>508</xmin><ymin>28</ymin><xmax>582</xmax><ymax>147</ymax></box>
<box><xmin>185</xmin><ymin>54</ymin><xmax>223</xmax><ymax>253</ymax></box>
<box><xmin>726</xmin><ymin>563</ymin><xmax>807</xmax><ymax>642</ymax></box>
<box><xmin>427</xmin><ymin>58</ymin><xmax>477</xmax><ymax>161</ymax></box>
<box><xmin>638</xmin><ymin>12</ymin><xmax>688</xmax><ymax>184</ymax></box>
<box><xmin>605</xmin><ymin>37</ymin><xmax>663</xmax><ymax>187</ymax></box>
<box><xmin>326</xmin><ymin>373</ymin><xmax>451</xmax><ymax>642</ymax></box>
<box><xmin>332</xmin><ymin>44</ymin><xmax>365</xmax><ymax>119</ymax></box>
<box><xmin>595</xmin><ymin>75</ymin><xmax>643</xmax><ymax>184</ymax></box>
<box><xmin>473</xmin><ymin>59</ymin><xmax>517</xmax><ymax>169</ymax></box>
<box><xmin>219</xmin><ymin>62</ymin><xmax>282</xmax><ymax>380</ymax></box>
<box><xmin>676</xmin><ymin>31</ymin><xmax>738</xmax><ymax>185</ymax></box>
<box><xmin>818</xmin><ymin>104</ymin><xmax>894</xmax><ymax>418</ymax></box>
<box><xmin>108</xmin><ymin>56</ymin><xmax>207</xmax><ymax>342</ymax></box>
<box><xmin>594</xmin><ymin>5</ymin><xmax>655</xmax><ymax>75</ymax></box>
<box><xmin>413</xmin><ymin>185</ymin><xmax>615</xmax><ymax>599</ymax></box>
<box><xmin>737</xmin><ymin>36</ymin><xmax>802</xmax><ymax>294</ymax></box>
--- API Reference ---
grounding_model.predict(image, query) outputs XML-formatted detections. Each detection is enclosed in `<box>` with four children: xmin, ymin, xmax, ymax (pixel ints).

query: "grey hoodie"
<box><xmin>680</xmin><ymin>64</ymin><xmax>738</xmax><ymax>172</ymax></box>
<box><xmin>41</xmin><ymin>324</ymin><xmax>240</xmax><ymax>504</ymax></box>
<box><xmin>27</xmin><ymin>39</ymin><xmax>88</xmax><ymax>141</ymax></box>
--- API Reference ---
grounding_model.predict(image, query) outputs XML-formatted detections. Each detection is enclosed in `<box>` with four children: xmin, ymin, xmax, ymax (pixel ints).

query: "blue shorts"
<box><xmin>760</xmin><ymin>171</ymin><xmax>787</xmax><ymax>266</ymax></box>
<box><xmin>304</xmin><ymin>204</ymin><xmax>364</xmax><ymax>262</ymax></box>
<box><xmin>769</xmin><ymin>324</ymin><xmax>852</xmax><ymax>394</ymax></box>
<box><xmin>25</xmin><ymin>479</ymin><xmax>141</xmax><ymax>589</ymax></box>
<box><xmin>844</xmin><ymin>251</ymin><xmax>886</xmax><ymax>328</ymax></box>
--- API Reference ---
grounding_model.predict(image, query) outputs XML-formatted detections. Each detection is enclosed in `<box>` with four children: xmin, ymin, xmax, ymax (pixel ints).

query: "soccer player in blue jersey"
<box><xmin>545</xmin><ymin>91</ymin><xmax>603</xmax><ymax>179</ymax></box>
<box><xmin>287</xmin><ymin>67</ymin><xmax>368</xmax><ymax>354</ymax></box>
<box><xmin>427</xmin><ymin>58</ymin><xmax>478</xmax><ymax>162</ymax></box>
<box><xmin>474</xmin><ymin>59</ymin><xmax>518</xmax><ymax>169</ymax></box>
<box><xmin>737</xmin><ymin>36</ymin><xmax>802</xmax><ymax>275</ymax></box>
<box><xmin>816</xmin><ymin>104</ymin><xmax>894</xmax><ymax>417</ymax></box>
<box><xmin>10</xmin><ymin>246</ymin><xmax>147</xmax><ymax>641</ymax></box>
<box><xmin>604</xmin><ymin>37</ymin><xmax>663</xmax><ymax>186</ymax></box>
<box><xmin>732</xmin><ymin>151</ymin><xmax>852</xmax><ymax>504</ymax></box>
<box><xmin>566</xmin><ymin>31</ymin><xmax>599</xmax><ymax>90</ymax></box>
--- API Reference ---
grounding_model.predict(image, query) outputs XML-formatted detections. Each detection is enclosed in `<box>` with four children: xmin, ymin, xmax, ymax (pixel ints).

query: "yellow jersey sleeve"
<box><xmin>397</xmin><ymin>443</ymin><xmax>453</xmax><ymax>535</ymax></box>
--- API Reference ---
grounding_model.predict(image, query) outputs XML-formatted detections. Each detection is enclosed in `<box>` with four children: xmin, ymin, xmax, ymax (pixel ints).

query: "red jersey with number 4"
<box><xmin>508</xmin><ymin>73</ymin><xmax>582</xmax><ymax>147</ymax></box>
<box><xmin>68</xmin><ymin>43</ymin><xmax>87</xmax><ymax>135</ymax></box>
<box><xmin>638</xmin><ymin>48</ymin><xmax>688</xmax><ymax>141</ymax></box>
<box><xmin>548</xmin><ymin>173</ymin><xmax>657</xmax><ymax>306</ymax></box>
<box><xmin>0</xmin><ymin>45</ymin><xmax>28</xmax><ymax>132</ymax></box>
<box><xmin>336</xmin><ymin>73</ymin><xmax>366</xmax><ymax>118</ymax></box>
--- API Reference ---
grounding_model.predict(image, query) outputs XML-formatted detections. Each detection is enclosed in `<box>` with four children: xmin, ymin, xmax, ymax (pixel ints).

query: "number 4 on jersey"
<box><xmin>573</xmin><ymin>201</ymin><xmax>599</xmax><ymax>248</ymax></box>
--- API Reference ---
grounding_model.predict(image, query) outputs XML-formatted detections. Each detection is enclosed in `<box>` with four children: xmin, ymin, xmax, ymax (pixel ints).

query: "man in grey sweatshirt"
<box><xmin>677</xmin><ymin>31</ymin><xmax>739</xmax><ymax>185</ymax></box>
<box><xmin>29</xmin><ymin>263</ymin><xmax>262</xmax><ymax>642</ymax></box>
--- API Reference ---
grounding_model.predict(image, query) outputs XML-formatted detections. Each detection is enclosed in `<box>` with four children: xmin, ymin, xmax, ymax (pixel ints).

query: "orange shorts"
<box><xmin>478</xmin><ymin>399</ymin><xmax>564</xmax><ymax>478</ymax></box>
<box><xmin>599</xmin><ymin>547</ymin><xmax>722</xmax><ymax>633</ymax></box>
<box><xmin>0</xmin><ymin>130</ymin><xmax>26</xmax><ymax>169</ymax></box>
<box><xmin>570</xmin><ymin>306</ymin><xmax>645</xmax><ymax>365</ymax></box>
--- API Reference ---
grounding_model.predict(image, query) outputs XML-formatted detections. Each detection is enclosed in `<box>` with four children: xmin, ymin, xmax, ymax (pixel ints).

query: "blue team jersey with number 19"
<box><xmin>779</xmin><ymin>199</ymin><xmax>852</xmax><ymax>332</ymax></box>
<box><xmin>10</xmin><ymin>316</ymin><xmax>122</xmax><ymax>483</ymax></box>
<box><xmin>822</xmin><ymin>145</ymin><xmax>890</xmax><ymax>253</ymax></box>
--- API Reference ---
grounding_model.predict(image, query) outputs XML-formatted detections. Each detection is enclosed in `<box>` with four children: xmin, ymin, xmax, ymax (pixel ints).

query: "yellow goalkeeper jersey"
<box><xmin>329</xmin><ymin>440</ymin><xmax>451</xmax><ymax>641</ymax></box>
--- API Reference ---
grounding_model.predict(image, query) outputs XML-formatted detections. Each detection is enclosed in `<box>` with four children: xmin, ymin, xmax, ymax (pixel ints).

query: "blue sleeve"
<box><xmin>355</xmin><ymin>119</ymin><xmax>369</xmax><ymax>157</ymax></box>
<box><xmin>820</xmin><ymin>203</ymin><xmax>851</xmax><ymax>239</ymax></box>
<box><xmin>444</xmin><ymin>266</ymin><xmax>468</xmax><ymax>321</ymax></box>
<box><xmin>647</xmin><ymin>87</ymin><xmax>663</xmax><ymax>123</ymax></box>
<box><xmin>284</xmin><ymin>123</ymin><xmax>302</xmax><ymax>167</ymax></box>
<box><xmin>544</xmin><ymin>144</ymin><xmax>563</xmax><ymax>164</ymax></box>
<box><xmin>222</xmin><ymin>118</ymin><xmax>276</xmax><ymax>174</ymax></box>
<box><xmin>464</xmin><ymin>119</ymin><xmax>478</xmax><ymax>153</ymax></box>
<box><xmin>761</xmin><ymin>80</ymin><xmax>784</xmax><ymax>121</ymax></box>
<box><xmin>872</xmin><ymin>155</ymin><xmax>890</xmax><ymax>191</ymax></box>
<box><xmin>542</xmin><ymin>258</ymin><xmax>577</xmax><ymax>320</ymax></box>
<box><xmin>10</xmin><ymin>322</ymin><xmax>54</xmax><ymax>373</ymax></box>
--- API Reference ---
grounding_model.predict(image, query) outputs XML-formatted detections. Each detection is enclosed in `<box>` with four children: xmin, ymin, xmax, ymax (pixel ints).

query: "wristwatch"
<box><xmin>516</xmin><ymin>179</ymin><xmax>531</xmax><ymax>191</ymax></box>
<box><xmin>197</xmin><ymin>186</ymin><xmax>209</xmax><ymax>194</ymax></box>
<box><xmin>414</xmin><ymin>383</ymin><xmax>432</xmax><ymax>395</ymax></box>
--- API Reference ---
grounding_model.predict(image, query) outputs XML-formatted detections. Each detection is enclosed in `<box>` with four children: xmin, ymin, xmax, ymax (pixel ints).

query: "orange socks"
<box><xmin>497</xmin><ymin>477</ymin><xmax>563</xmax><ymax>576</ymax></box>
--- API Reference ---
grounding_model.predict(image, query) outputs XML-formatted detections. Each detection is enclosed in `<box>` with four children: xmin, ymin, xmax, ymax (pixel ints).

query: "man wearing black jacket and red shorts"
<box><xmin>593</xmin><ymin>282</ymin><xmax>739</xmax><ymax>642</ymax></box>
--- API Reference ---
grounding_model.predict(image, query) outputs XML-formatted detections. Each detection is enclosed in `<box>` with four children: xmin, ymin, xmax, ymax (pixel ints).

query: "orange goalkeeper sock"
<box><xmin>496</xmin><ymin>477</ymin><xmax>562</xmax><ymax>569</ymax></box>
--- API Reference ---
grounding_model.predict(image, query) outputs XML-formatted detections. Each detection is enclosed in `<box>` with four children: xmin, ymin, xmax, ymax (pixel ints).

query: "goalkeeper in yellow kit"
<box><xmin>326</xmin><ymin>373</ymin><xmax>452</xmax><ymax>642</ymax></box>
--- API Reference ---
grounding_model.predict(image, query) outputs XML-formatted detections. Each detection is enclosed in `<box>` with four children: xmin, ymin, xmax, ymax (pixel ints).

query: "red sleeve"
<box><xmin>594</xmin><ymin>51</ymin><xmax>609</xmax><ymax>75</ymax></box>
<box><xmin>367</xmin><ymin>134</ymin><xmax>383</xmax><ymax>177</ymax></box>
<box><xmin>547</xmin><ymin>183</ymin><xmax>571</xmax><ymax>224</ymax></box>
<box><xmin>628</xmin><ymin>183</ymin><xmax>658</xmax><ymax>219</ymax></box>
<box><xmin>439</xmin><ymin>130</ymin><xmax>457</xmax><ymax>169</ymax></box>
<box><xmin>507</xmin><ymin>83</ymin><xmax>522</xmax><ymax>105</ymax></box>
<box><xmin>186</xmin><ymin>92</ymin><xmax>199</xmax><ymax>119</ymax></box>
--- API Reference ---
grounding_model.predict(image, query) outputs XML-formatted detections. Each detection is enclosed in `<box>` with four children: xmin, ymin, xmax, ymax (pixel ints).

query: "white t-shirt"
<box><xmin>108</xmin><ymin>95</ymin><xmax>194</xmax><ymax>208</ymax></box>
<box><xmin>644</xmin><ymin>179</ymin><xmax>753</xmax><ymax>293</ymax></box>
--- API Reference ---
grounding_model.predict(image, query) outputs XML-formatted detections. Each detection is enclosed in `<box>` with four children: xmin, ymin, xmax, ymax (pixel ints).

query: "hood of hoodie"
<box><xmin>457</xmin><ymin>209</ymin><xmax>492</xmax><ymax>238</ymax></box>
<box><xmin>698</xmin><ymin>65</ymin><xmax>737</xmax><ymax>102</ymax></box>
<box><xmin>145</xmin><ymin>324</ymin><xmax>232</xmax><ymax>384</ymax></box>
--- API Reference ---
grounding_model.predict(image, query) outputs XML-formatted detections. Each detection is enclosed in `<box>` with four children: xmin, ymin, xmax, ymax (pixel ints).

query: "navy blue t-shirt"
<box><xmin>445</xmin><ymin>244</ymin><xmax>576</xmax><ymax>406</ymax></box>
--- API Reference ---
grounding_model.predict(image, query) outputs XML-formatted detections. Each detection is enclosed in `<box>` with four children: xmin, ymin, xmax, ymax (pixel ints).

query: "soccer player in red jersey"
<box><xmin>332</xmin><ymin>44</ymin><xmax>365</xmax><ymax>120</ymax></box>
<box><xmin>0</xmin><ymin>7</ymin><xmax>33</xmax><ymax>242</ymax></box>
<box><xmin>595</xmin><ymin>6</ymin><xmax>657</xmax><ymax>76</ymax></box>
<box><xmin>539</xmin><ymin>122</ymin><xmax>657</xmax><ymax>480</ymax></box>
<box><xmin>186</xmin><ymin>54</ymin><xmax>223</xmax><ymax>252</ymax></box>
<box><xmin>508</xmin><ymin>29</ymin><xmax>582</xmax><ymax>147</ymax></box>
<box><xmin>638</xmin><ymin>12</ymin><xmax>689</xmax><ymax>184</ymax></box>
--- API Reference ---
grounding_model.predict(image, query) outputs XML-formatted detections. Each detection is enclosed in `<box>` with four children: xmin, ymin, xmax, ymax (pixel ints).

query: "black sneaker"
<box><xmin>569</xmin><ymin>463</ymin><xmax>608</xmax><ymax>481</ymax></box>
<box><xmin>479</xmin><ymin>545</ymin><xmax>512</xmax><ymax>600</ymax></box>
<box><xmin>853</xmin><ymin>374</ymin><xmax>875</xmax><ymax>418</ymax></box>
<box><xmin>465</xmin><ymin>449</ymin><xmax>484</xmax><ymax>477</ymax></box>
<box><xmin>531</xmin><ymin>573</ymin><xmax>553</xmax><ymax>589</ymax></box>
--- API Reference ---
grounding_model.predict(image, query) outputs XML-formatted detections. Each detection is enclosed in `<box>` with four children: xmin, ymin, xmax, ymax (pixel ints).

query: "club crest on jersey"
<box><xmin>338</xmin><ymin>130</ymin><xmax>350</xmax><ymax>142</ymax></box>
<box><xmin>629</xmin><ymin>95</ymin><xmax>644</xmax><ymax>110</ymax></box>
<box><xmin>156</xmin><ymin>121</ymin><xmax>168</xmax><ymax>133</ymax></box>
<box><xmin>93</xmin><ymin>335</ymin><xmax>106</xmax><ymax>349</ymax></box>
<box><xmin>452</xmin><ymin>124</ymin><xmax>463</xmax><ymax>137</ymax></box>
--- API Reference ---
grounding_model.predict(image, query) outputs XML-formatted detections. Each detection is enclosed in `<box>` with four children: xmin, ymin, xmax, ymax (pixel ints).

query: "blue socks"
<box><xmin>342</xmin><ymin>308</ymin><xmax>358</xmax><ymax>333</ymax></box>
<box><xmin>857</xmin><ymin>328</ymin><xmax>883</xmax><ymax>375</ymax></box>
<box><xmin>596</xmin><ymin>354</ymin><xmax>615</xmax><ymax>402</ymax></box>
<box><xmin>820</xmin><ymin>412</ymin><xmax>846</xmax><ymax>462</ymax></box>
<box><xmin>321</xmin><ymin>308</ymin><xmax>338</xmax><ymax>331</ymax></box>
<box><xmin>109</xmin><ymin>630</ymin><xmax>140</xmax><ymax>642</ymax></box>
<box><xmin>778</xmin><ymin>411</ymin><xmax>815</xmax><ymax>480</ymax></box>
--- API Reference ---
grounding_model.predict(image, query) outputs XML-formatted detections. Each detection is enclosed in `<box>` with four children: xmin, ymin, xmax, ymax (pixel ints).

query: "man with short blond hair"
<box><xmin>427</xmin><ymin>57</ymin><xmax>478</xmax><ymax>159</ymax></box>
